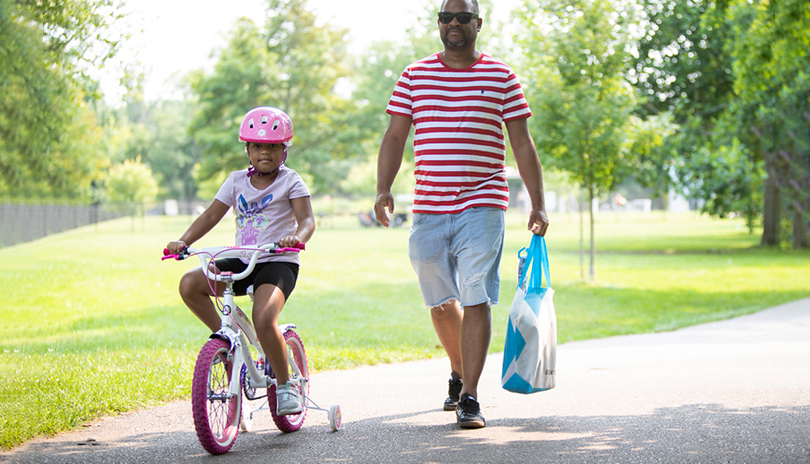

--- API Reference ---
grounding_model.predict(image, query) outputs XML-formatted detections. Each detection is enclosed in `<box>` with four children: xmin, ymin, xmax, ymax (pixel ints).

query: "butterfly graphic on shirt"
<box><xmin>235</xmin><ymin>193</ymin><xmax>273</xmax><ymax>245</ymax></box>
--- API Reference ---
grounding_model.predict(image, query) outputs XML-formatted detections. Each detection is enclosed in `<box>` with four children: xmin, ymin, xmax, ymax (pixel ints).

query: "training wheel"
<box><xmin>240</xmin><ymin>405</ymin><xmax>254</xmax><ymax>432</ymax></box>
<box><xmin>328</xmin><ymin>404</ymin><xmax>342</xmax><ymax>432</ymax></box>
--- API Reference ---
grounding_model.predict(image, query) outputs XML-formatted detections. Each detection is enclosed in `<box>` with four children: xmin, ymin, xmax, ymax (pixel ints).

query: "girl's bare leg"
<box><xmin>178</xmin><ymin>267</ymin><xmax>223</xmax><ymax>332</ymax></box>
<box><xmin>251</xmin><ymin>283</ymin><xmax>290</xmax><ymax>385</ymax></box>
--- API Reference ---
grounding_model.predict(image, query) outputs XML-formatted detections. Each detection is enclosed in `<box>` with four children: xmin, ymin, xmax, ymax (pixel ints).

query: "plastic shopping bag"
<box><xmin>501</xmin><ymin>234</ymin><xmax>557</xmax><ymax>394</ymax></box>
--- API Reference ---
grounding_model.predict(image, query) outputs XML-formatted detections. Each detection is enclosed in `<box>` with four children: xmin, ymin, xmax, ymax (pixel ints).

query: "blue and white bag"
<box><xmin>501</xmin><ymin>235</ymin><xmax>557</xmax><ymax>394</ymax></box>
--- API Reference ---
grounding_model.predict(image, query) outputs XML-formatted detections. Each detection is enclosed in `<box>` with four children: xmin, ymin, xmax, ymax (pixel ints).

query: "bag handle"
<box><xmin>527</xmin><ymin>235</ymin><xmax>551</xmax><ymax>290</ymax></box>
<box><xmin>516</xmin><ymin>246</ymin><xmax>529</xmax><ymax>290</ymax></box>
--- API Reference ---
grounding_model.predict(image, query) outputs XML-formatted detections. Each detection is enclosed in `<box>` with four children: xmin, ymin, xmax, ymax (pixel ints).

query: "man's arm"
<box><xmin>505</xmin><ymin>117</ymin><xmax>550</xmax><ymax>236</ymax></box>
<box><xmin>374</xmin><ymin>114</ymin><xmax>412</xmax><ymax>227</ymax></box>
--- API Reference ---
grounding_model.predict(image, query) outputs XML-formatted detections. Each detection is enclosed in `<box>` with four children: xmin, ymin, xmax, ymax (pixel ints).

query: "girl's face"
<box><xmin>247</xmin><ymin>142</ymin><xmax>284</xmax><ymax>173</ymax></box>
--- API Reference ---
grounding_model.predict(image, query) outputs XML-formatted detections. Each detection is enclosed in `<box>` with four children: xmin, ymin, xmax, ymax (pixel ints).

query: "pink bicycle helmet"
<box><xmin>239</xmin><ymin>106</ymin><xmax>294</xmax><ymax>146</ymax></box>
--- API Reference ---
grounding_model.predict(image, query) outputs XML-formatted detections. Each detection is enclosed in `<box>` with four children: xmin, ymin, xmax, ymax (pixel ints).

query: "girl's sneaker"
<box><xmin>276</xmin><ymin>382</ymin><xmax>302</xmax><ymax>415</ymax></box>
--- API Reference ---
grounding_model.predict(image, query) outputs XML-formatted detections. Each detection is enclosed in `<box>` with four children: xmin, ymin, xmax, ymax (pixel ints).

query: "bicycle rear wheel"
<box><xmin>192</xmin><ymin>338</ymin><xmax>241</xmax><ymax>455</ymax></box>
<box><xmin>268</xmin><ymin>329</ymin><xmax>309</xmax><ymax>432</ymax></box>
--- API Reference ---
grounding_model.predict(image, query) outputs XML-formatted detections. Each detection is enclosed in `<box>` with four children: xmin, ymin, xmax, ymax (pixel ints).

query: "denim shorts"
<box><xmin>408</xmin><ymin>207</ymin><xmax>505</xmax><ymax>308</ymax></box>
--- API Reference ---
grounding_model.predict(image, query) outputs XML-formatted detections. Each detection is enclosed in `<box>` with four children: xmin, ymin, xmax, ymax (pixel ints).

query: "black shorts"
<box><xmin>213</xmin><ymin>259</ymin><xmax>299</xmax><ymax>301</ymax></box>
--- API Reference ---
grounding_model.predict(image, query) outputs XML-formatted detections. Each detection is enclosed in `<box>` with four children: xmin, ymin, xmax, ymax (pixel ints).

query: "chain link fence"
<box><xmin>0</xmin><ymin>204</ymin><xmax>125</xmax><ymax>248</ymax></box>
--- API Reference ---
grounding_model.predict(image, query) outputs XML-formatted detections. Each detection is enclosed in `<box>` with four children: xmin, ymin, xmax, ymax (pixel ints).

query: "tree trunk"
<box><xmin>579</xmin><ymin>191</ymin><xmax>585</xmax><ymax>280</ymax></box>
<box><xmin>793</xmin><ymin>207</ymin><xmax>808</xmax><ymax>249</ymax></box>
<box><xmin>761</xmin><ymin>173</ymin><xmax>780</xmax><ymax>246</ymax></box>
<box><xmin>589</xmin><ymin>188</ymin><xmax>596</xmax><ymax>281</ymax></box>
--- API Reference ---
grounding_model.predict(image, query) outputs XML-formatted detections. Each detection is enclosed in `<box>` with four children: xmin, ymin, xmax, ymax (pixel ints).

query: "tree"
<box><xmin>0</xmin><ymin>0</ymin><xmax>125</xmax><ymax>201</ymax></box>
<box><xmin>622</xmin><ymin>112</ymin><xmax>679</xmax><ymax>205</ymax></box>
<box><xmin>348</xmin><ymin>5</ymin><xmax>439</xmax><ymax>183</ymax></box>
<box><xmin>676</xmin><ymin>111</ymin><xmax>764</xmax><ymax>230</ymax></box>
<box><xmin>147</xmin><ymin>101</ymin><xmax>199</xmax><ymax>200</ymax></box>
<box><xmin>630</xmin><ymin>0</ymin><xmax>759</xmax><ymax>224</ymax></box>
<box><xmin>188</xmin><ymin>18</ymin><xmax>281</xmax><ymax>182</ymax></box>
<box><xmin>515</xmin><ymin>0</ymin><xmax>638</xmax><ymax>280</ymax></box>
<box><xmin>107</xmin><ymin>100</ymin><xmax>199</xmax><ymax>201</ymax></box>
<box><xmin>104</xmin><ymin>156</ymin><xmax>158</xmax><ymax>227</ymax></box>
<box><xmin>731</xmin><ymin>0</ymin><xmax>810</xmax><ymax>248</ymax></box>
<box><xmin>188</xmin><ymin>0</ymin><xmax>353</xmax><ymax>193</ymax></box>
<box><xmin>626</xmin><ymin>0</ymin><xmax>810</xmax><ymax>248</ymax></box>
<box><xmin>632</xmin><ymin>0</ymin><xmax>738</xmax><ymax>120</ymax></box>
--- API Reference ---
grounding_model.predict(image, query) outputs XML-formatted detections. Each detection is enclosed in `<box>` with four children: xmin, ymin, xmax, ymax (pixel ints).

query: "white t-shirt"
<box><xmin>215</xmin><ymin>166</ymin><xmax>310</xmax><ymax>264</ymax></box>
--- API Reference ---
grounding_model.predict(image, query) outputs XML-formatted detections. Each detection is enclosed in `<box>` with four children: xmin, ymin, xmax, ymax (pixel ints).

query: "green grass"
<box><xmin>1</xmin><ymin>211</ymin><xmax>808</xmax><ymax>450</ymax></box>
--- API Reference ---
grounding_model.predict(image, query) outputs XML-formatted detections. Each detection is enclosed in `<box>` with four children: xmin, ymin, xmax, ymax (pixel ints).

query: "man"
<box><xmin>374</xmin><ymin>0</ymin><xmax>549</xmax><ymax>429</ymax></box>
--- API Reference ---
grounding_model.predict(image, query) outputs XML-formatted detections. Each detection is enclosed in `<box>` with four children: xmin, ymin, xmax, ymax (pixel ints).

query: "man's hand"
<box><xmin>374</xmin><ymin>192</ymin><xmax>395</xmax><ymax>228</ymax></box>
<box><xmin>528</xmin><ymin>209</ymin><xmax>550</xmax><ymax>236</ymax></box>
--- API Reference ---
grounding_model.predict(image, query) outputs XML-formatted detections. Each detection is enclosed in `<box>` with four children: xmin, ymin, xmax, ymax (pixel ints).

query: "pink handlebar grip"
<box><xmin>275</xmin><ymin>248</ymin><xmax>300</xmax><ymax>254</ymax></box>
<box><xmin>161</xmin><ymin>248</ymin><xmax>178</xmax><ymax>260</ymax></box>
<box><xmin>272</xmin><ymin>242</ymin><xmax>305</xmax><ymax>254</ymax></box>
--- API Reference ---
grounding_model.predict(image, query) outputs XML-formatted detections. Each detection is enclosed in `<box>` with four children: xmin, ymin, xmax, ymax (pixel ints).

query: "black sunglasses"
<box><xmin>437</xmin><ymin>12</ymin><xmax>479</xmax><ymax>25</ymax></box>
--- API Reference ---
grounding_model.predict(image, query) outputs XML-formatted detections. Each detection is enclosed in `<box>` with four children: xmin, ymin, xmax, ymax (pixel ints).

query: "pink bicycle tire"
<box><xmin>192</xmin><ymin>338</ymin><xmax>241</xmax><ymax>454</ymax></box>
<box><xmin>268</xmin><ymin>329</ymin><xmax>309</xmax><ymax>432</ymax></box>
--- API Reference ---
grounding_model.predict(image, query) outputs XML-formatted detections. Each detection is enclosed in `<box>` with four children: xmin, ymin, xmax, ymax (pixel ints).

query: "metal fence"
<box><xmin>0</xmin><ymin>204</ymin><xmax>125</xmax><ymax>248</ymax></box>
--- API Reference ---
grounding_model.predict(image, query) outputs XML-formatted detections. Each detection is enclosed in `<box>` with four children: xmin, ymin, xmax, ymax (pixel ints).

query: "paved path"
<box><xmin>3</xmin><ymin>298</ymin><xmax>809</xmax><ymax>463</ymax></box>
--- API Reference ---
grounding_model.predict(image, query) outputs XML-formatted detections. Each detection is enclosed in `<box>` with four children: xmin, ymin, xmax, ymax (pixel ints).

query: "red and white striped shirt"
<box><xmin>386</xmin><ymin>52</ymin><xmax>532</xmax><ymax>214</ymax></box>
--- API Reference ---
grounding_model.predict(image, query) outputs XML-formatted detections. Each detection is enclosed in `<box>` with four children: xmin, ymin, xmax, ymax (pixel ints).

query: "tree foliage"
<box><xmin>731</xmin><ymin>0</ymin><xmax>809</xmax><ymax>248</ymax></box>
<box><xmin>0</xmin><ymin>0</ymin><xmax>124</xmax><ymax>201</ymax></box>
<box><xmin>632</xmin><ymin>0</ymin><xmax>809</xmax><ymax>248</ymax></box>
<box><xmin>107</xmin><ymin>100</ymin><xmax>199</xmax><ymax>200</ymax></box>
<box><xmin>2</xmin><ymin>0</ymin><xmax>808</xmax><ymax>253</ymax></box>
<box><xmin>630</xmin><ymin>0</ymin><xmax>752</xmax><ymax>222</ymax></box>
<box><xmin>104</xmin><ymin>156</ymin><xmax>158</xmax><ymax>214</ymax></box>
<box><xmin>347</xmin><ymin>4</ymin><xmax>442</xmax><ymax>188</ymax></box>
<box><xmin>515</xmin><ymin>0</ymin><xmax>639</xmax><ymax>279</ymax></box>
<box><xmin>633</xmin><ymin>0</ymin><xmax>737</xmax><ymax>120</ymax></box>
<box><xmin>188</xmin><ymin>0</ymin><xmax>352</xmax><ymax>193</ymax></box>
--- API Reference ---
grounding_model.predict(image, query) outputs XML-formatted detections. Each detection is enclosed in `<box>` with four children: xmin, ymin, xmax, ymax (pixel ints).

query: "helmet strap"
<box><xmin>246</xmin><ymin>146</ymin><xmax>287</xmax><ymax>177</ymax></box>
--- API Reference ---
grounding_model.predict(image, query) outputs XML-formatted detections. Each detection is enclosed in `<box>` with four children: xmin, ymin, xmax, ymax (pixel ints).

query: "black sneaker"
<box><xmin>456</xmin><ymin>393</ymin><xmax>485</xmax><ymax>428</ymax></box>
<box><xmin>443</xmin><ymin>371</ymin><xmax>462</xmax><ymax>411</ymax></box>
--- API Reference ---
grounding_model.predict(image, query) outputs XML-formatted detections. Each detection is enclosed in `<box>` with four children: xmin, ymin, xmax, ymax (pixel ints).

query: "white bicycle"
<box><xmin>163</xmin><ymin>242</ymin><xmax>341</xmax><ymax>455</ymax></box>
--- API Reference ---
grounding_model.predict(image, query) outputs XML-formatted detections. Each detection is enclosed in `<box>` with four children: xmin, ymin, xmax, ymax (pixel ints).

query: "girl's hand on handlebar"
<box><xmin>166</xmin><ymin>240</ymin><xmax>188</xmax><ymax>255</ymax></box>
<box><xmin>278</xmin><ymin>235</ymin><xmax>302</xmax><ymax>248</ymax></box>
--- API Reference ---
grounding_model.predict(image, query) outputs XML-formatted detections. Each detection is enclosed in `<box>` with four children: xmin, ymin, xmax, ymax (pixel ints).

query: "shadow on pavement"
<box><xmin>5</xmin><ymin>403</ymin><xmax>808</xmax><ymax>463</ymax></box>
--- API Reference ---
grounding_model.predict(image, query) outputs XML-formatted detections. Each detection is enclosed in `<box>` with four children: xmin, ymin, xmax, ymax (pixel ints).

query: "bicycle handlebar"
<box><xmin>162</xmin><ymin>242</ymin><xmax>305</xmax><ymax>283</ymax></box>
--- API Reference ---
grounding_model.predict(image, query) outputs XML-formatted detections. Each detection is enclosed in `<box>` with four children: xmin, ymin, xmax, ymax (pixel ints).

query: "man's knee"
<box><xmin>463</xmin><ymin>302</ymin><xmax>491</xmax><ymax>315</ymax></box>
<box><xmin>431</xmin><ymin>300</ymin><xmax>459</xmax><ymax>316</ymax></box>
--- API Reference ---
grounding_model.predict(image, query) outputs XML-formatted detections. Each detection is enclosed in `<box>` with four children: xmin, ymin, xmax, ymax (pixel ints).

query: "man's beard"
<box><xmin>441</xmin><ymin>28</ymin><xmax>469</xmax><ymax>48</ymax></box>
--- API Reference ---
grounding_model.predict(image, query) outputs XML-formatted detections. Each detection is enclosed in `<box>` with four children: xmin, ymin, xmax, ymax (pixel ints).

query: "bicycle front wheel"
<box><xmin>192</xmin><ymin>338</ymin><xmax>241</xmax><ymax>455</ymax></box>
<box><xmin>268</xmin><ymin>329</ymin><xmax>309</xmax><ymax>432</ymax></box>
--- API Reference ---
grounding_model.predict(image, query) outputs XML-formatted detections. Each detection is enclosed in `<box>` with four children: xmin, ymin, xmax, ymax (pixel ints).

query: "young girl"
<box><xmin>166</xmin><ymin>106</ymin><xmax>316</xmax><ymax>415</ymax></box>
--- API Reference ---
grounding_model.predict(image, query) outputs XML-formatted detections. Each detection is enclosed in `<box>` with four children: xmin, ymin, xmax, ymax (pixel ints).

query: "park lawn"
<box><xmin>1</xmin><ymin>211</ymin><xmax>808</xmax><ymax>449</ymax></box>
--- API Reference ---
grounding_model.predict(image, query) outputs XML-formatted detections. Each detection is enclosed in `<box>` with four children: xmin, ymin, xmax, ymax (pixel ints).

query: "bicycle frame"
<box><xmin>164</xmin><ymin>241</ymin><xmax>340</xmax><ymax>453</ymax></box>
<box><xmin>185</xmin><ymin>244</ymin><xmax>307</xmax><ymax>400</ymax></box>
